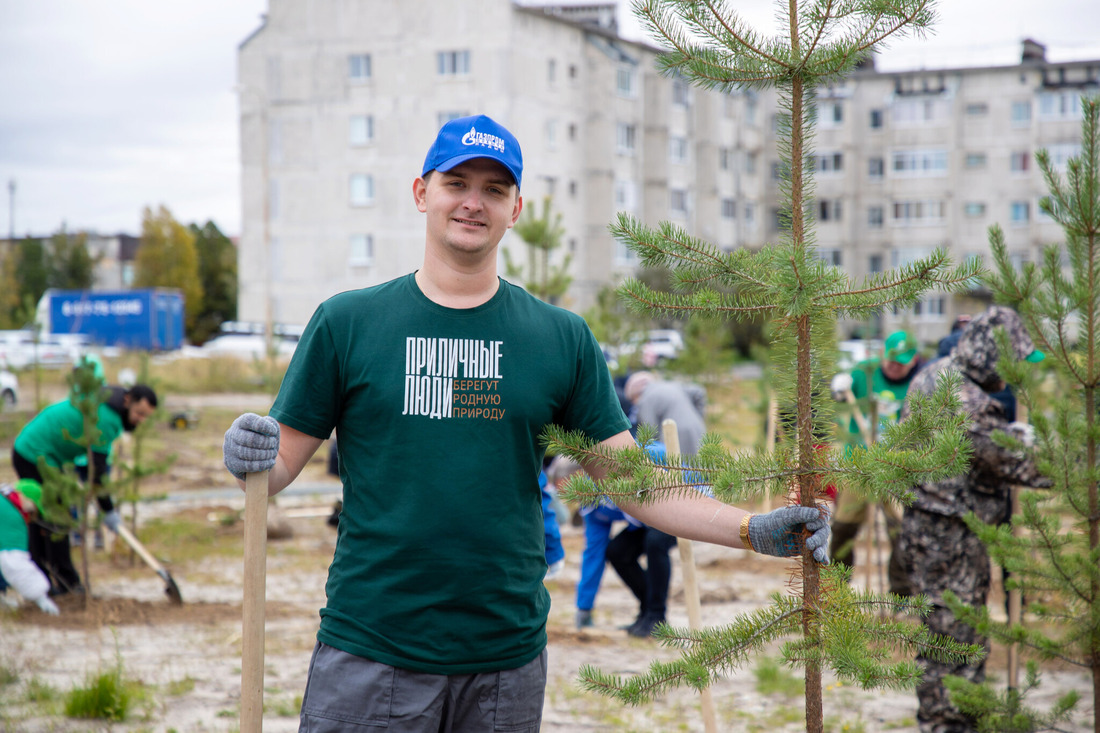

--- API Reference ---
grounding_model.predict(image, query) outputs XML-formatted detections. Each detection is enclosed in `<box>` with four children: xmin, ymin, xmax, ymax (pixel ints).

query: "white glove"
<box><xmin>545</xmin><ymin>559</ymin><xmax>564</xmax><ymax>581</ymax></box>
<box><xmin>223</xmin><ymin>413</ymin><xmax>281</xmax><ymax>480</ymax></box>
<box><xmin>101</xmin><ymin>509</ymin><xmax>122</xmax><ymax>533</ymax></box>
<box><xmin>830</xmin><ymin>372</ymin><xmax>853</xmax><ymax>402</ymax></box>
<box><xmin>1007</xmin><ymin>422</ymin><xmax>1036</xmax><ymax>448</ymax></box>
<box><xmin>35</xmin><ymin>596</ymin><xmax>60</xmax><ymax>616</ymax></box>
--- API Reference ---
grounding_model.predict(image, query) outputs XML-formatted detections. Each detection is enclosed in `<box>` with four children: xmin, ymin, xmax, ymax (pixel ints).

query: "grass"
<box><xmin>64</xmin><ymin>665</ymin><xmax>138</xmax><ymax>721</ymax></box>
<box><xmin>753</xmin><ymin>656</ymin><xmax>805</xmax><ymax>698</ymax></box>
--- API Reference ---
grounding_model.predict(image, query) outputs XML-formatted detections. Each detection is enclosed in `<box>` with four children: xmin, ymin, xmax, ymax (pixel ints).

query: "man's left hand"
<box><xmin>748</xmin><ymin>506</ymin><xmax>831</xmax><ymax>564</ymax></box>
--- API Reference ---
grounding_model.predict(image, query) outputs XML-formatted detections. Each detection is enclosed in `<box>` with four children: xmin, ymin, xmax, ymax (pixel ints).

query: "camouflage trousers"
<box><xmin>897</xmin><ymin>508</ymin><xmax>990</xmax><ymax>733</ymax></box>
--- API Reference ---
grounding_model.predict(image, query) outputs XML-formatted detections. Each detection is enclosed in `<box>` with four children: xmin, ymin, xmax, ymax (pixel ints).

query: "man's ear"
<box><xmin>508</xmin><ymin>194</ymin><xmax>524</xmax><ymax>229</ymax></box>
<box><xmin>413</xmin><ymin>177</ymin><xmax>428</xmax><ymax>213</ymax></box>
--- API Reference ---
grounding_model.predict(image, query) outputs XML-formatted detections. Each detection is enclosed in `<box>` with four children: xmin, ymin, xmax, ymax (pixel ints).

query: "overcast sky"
<box><xmin>1</xmin><ymin>0</ymin><xmax>1098</xmax><ymax>239</ymax></box>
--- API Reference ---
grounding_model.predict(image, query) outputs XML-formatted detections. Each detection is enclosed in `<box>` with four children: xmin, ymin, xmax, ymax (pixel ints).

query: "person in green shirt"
<box><xmin>12</xmin><ymin>383</ymin><xmax>157</xmax><ymax>596</ymax></box>
<box><xmin>829</xmin><ymin>330</ymin><xmax>923</xmax><ymax>595</ymax></box>
<box><xmin>223</xmin><ymin>114</ymin><xmax>830</xmax><ymax>733</ymax></box>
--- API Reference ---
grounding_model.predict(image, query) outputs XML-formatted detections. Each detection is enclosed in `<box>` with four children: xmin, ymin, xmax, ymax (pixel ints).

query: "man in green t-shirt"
<box><xmin>223</xmin><ymin>114</ymin><xmax>830</xmax><ymax>732</ymax></box>
<box><xmin>12</xmin><ymin>384</ymin><xmax>157</xmax><ymax>596</ymax></box>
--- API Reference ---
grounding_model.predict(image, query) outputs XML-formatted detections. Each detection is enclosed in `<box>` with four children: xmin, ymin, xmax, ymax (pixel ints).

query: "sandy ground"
<box><xmin>1</xmin><ymin>486</ymin><xmax>1095</xmax><ymax>732</ymax></box>
<box><xmin>0</xmin><ymin>391</ymin><xmax>1093</xmax><ymax>731</ymax></box>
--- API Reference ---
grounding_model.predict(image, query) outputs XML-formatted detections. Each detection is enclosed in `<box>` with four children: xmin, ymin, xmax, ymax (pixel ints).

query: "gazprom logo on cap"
<box><xmin>461</xmin><ymin>126</ymin><xmax>506</xmax><ymax>153</ymax></box>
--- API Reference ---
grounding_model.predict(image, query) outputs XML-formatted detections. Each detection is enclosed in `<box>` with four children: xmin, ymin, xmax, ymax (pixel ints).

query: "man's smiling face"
<box><xmin>415</xmin><ymin>158</ymin><xmax>522</xmax><ymax>262</ymax></box>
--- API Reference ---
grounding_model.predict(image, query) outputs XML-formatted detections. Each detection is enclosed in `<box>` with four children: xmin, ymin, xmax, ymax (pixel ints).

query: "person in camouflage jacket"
<box><xmin>897</xmin><ymin>305</ymin><xmax>1049</xmax><ymax>733</ymax></box>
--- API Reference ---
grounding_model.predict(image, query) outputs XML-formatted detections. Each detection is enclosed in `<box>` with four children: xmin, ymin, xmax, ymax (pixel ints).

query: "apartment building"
<box><xmin>237</xmin><ymin>2</ymin><xmax>1098</xmax><ymax>344</ymax></box>
<box><xmin>235</xmin><ymin>0</ymin><xmax>766</xmax><ymax>327</ymax></box>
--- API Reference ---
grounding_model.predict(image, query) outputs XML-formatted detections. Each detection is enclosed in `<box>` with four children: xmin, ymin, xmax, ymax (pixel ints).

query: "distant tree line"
<box><xmin>0</xmin><ymin>204</ymin><xmax>237</xmax><ymax>345</ymax></box>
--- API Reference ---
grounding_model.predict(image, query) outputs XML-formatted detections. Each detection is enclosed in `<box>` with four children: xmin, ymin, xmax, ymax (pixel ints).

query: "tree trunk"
<box><xmin>786</xmin><ymin>0</ymin><xmax>823</xmax><ymax>722</ymax></box>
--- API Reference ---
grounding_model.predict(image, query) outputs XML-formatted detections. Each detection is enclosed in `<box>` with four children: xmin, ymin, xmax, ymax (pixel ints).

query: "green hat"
<box><xmin>15</xmin><ymin>478</ymin><xmax>44</xmax><ymax>516</ymax></box>
<box><xmin>884</xmin><ymin>330</ymin><xmax>917</xmax><ymax>365</ymax></box>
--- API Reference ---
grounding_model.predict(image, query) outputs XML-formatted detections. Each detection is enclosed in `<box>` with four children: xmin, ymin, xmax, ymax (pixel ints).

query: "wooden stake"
<box><xmin>242</xmin><ymin>470</ymin><xmax>270</xmax><ymax>733</ymax></box>
<box><xmin>662</xmin><ymin>419</ymin><xmax>718</xmax><ymax>733</ymax></box>
<box><xmin>760</xmin><ymin>394</ymin><xmax>779</xmax><ymax>512</ymax></box>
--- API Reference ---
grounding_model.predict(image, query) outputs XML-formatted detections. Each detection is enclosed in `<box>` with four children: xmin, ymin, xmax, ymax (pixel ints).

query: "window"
<box><xmin>614</xmin><ymin>179</ymin><xmax>637</xmax><ymax>212</ymax></box>
<box><xmin>615</xmin><ymin>240</ymin><xmax>639</xmax><ymax>266</ymax></box>
<box><xmin>348</xmin><ymin>54</ymin><xmax>371</xmax><ymax>81</ymax></box>
<box><xmin>437</xmin><ymin>50</ymin><xmax>470</xmax><ymax>76</ymax></box>
<box><xmin>720</xmin><ymin>147</ymin><xmax>732</xmax><ymax>171</ymax></box>
<box><xmin>349</xmin><ymin>174</ymin><xmax>374</xmax><ymax>206</ymax></box>
<box><xmin>1039</xmin><ymin>90</ymin><xmax>1082</xmax><ymax>120</ymax></box>
<box><xmin>1047</xmin><ymin>143</ymin><xmax>1083</xmax><ymax>171</ymax></box>
<box><xmin>672</xmin><ymin>79</ymin><xmax>691</xmax><ymax>107</ymax></box>
<box><xmin>771</xmin><ymin>207</ymin><xmax>786</xmax><ymax>232</ymax></box>
<box><xmin>616</xmin><ymin>123</ymin><xmax>636</xmax><ymax>155</ymax></box>
<box><xmin>815</xmin><ymin>152</ymin><xmax>843</xmax><ymax>174</ymax></box>
<box><xmin>868</xmin><ymin>157</ymin><xmax>884</xmax><ymax>178</ymax></box>
<box><xmin>964</xmin><ymin>202</ymin><xmax>987</xmax><ymax>217</ymax></box>
<box><xmin>1011</xmin><ymin>100</ymin><xmax>1031</xmax><ymax>126</ymax></box>
<box><xmin>669</xmin><ymin>137</ymin><xmax>688</xmax><ymax>164</ymax></box>
<box><xmin>892</xmin><ymin>200</ymin><xmax>945</xmax><ymax>225</ymax></box>
<box><xmin>869</xmin><ymin>109</ymin><xmax>883</xmax><ymax>129</ymax></box>
<box><xmin>771</xmin><ymin>160</ymin><xmax>790</xmax><ymax>181</ymax></box>
<box><xmin>1010</xmin><ymin>200</ymin><xmax>1030</xmax><ymax>224</ymax></box>
<box><xmin>1010</xmin><ymin>151</ymin><xmax>1030</xmax><ymax>173</ymax></box>
<box><xmin>437</xmin><ymin>110</ymin><xmax>468</xmax><ymax>128</ymax></box>
<box><xmin>891</xmin><ymin>149</ymin><xmax>948</xmax><ymax>176</ymax></box>
<box><xmin>547</xmin><ymin>59</ymin><xmax>556</xmax><ymax>85</ymax></box>
<box><xmin>817</xmin><ymin>199</ymin><xmax>842</xmax><ymax>222</ymax></box>
<box><xmin>721</xmin><ymin>198</ymin><xmax>737</xmax><ymax>219</ymax></box>
<box><xmin>892</xmin><ymin>246</ymin><xmax>933</xmax><ymax>268</ymax></box>
<box><xmin>892</xmin><ymin>98</ymin><xmax>945</xmax><ymax>125</ymax></box>
<box><xmin>349</xmin><ymin>234</ymin><xmax>374</xmax><ymax>266</ymax></box>
<box><xmin>670</xmin><ymin>189</ymin><xmax>689</xmax><ymax>215</ymax></box>
<box><xmin>745</xmin><ymin>151</ymin><xmax>758</xmax><ymax>175</ymax></box>
<box><xmin>965</xmin><ymin>153</ymin><xmax>987</xmax><ymax>169</ymax></box>
<box><xmin>744</xmin><ymin>202</ymin><xmax>756</xmax><ymax>226</ymax></box>
<box><xmin>546</xmin><ymin>119</ymin><xmax>558</xmax><ymax>149</ymax></box>
<box><xmin>745</xmin><ymin>95</ymin><xmax>758</xmax><ymax>126</ymax></box>
<box><xmin>349</xmin><ymin>115</ymin><xmax>374</xmax><ymax>146</ymax></box>
<box><xmin>817</xmin><ymin>249</ymin><xmax>842</xmax><ymax>267</ymax></box>
<box><xmin>820</xmin><ymin>101</ymin><xmax>843</xmax><ymax>127</ymax></box>
<box><xmin>913</xmin><ymin>296</ymin><xmax>946</xmax><ymax>319</ymax></box>
<box><xmin>965</xmin><ymin>102</ymin><xmax>988</xmax><ymax>115</ymax></box>
<box><xmin>869</xmin><ymin>254</ymin><xmax>883</xmax><ymax>274</ymax></box>
<box><xmin>616</xmin><ymin>66</ymin><xmax>637</xmax><ymax>97</ymax></box>
<box><xmin>868</xmin><ymin>206</ymin><xmax>884</xmax><ymax>228</ymax></box>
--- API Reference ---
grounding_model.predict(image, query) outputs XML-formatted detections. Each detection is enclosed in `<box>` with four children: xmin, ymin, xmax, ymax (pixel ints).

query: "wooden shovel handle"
<box><xmin>242</xmin><ymin>470</ymin><xmax>270</xmax><ymax>733</ymax></box>
<box><xmin>661</xmin><ymin>419</ymin><xmax>717</xmax><ymax>733</ymax></box>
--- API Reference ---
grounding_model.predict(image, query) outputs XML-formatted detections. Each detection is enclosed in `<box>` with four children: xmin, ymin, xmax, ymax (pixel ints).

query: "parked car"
<box><xmin>835</xmin><ymin>338</ymin><xmax>883</xmax><ymax>372</ymax></box>
<box><xmin>0</xmin><ymin>330</ymin><xmax>76</xmax><ymax>369</ymax></box>
<box><xmin>194</xmin><ymin>333</ymin><xmax>298</xmax><ymax>360</ymax></box>
<box><xmin>612</xmin><ymin>329</ymin><xmax>686</xmax><ymax>365</ymax></box>
<box><xmin>0</xmin><ymin>368</ymin><xmax>18</xmax><ymax>409</ymax></box>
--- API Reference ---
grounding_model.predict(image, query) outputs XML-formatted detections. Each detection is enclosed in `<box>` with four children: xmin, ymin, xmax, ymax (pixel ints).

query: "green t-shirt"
<box><xmin>13</xmin><ymin>399</ymin><xmax>123</xmax><ymax>469</ymax></box>
<box><xmin>0</xmin><ymin>494</ymin><xmax>28</xmax><ymax>551</ymax></box>
<box><xmin>270</xmin><ymin>274</ymin><xmax>630</xmax><ymax>674</ymax></box>
<box><xmin>844</xmin><ymin>358</ymin><xmax>912</xmax><ymax>447</ymax></box>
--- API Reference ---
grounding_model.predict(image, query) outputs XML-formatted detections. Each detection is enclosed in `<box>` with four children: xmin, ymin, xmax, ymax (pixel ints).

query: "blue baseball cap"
<box><xmin>422</xmin><ymin>114</ymin><xmax>523</xmax><ymax>188</ymax></box>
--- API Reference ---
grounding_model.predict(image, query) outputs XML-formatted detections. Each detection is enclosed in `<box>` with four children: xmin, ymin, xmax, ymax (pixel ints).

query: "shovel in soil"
<box><xmin>114</xmin><ymin>523</ymin><xmax>183</xmax><ymax>604</ymax></box>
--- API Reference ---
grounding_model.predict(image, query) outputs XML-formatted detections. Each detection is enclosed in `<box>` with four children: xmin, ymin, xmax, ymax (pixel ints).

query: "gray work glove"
<box><xmin>101</xmin><ymin>509</ymin><xmax>121</xmax><ymax>534</ymax></box>
<box><xmin>747</xmin><ymin>506</ymin><xmax>831</xmax><ymax>564</ymax></box>
<box><xmin>223</xmin><ymin>413</ymin><xmax>280</xmax><ymax>481</ymax></box>
<box><xmin>36</xmin><ymin>595</ymin><xmax>60</xmax><ymax>616</ymax></box>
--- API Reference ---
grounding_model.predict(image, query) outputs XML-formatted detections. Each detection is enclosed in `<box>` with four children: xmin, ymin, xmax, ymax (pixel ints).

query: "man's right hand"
<box><xmin>223</xmin><ymin>413</ymin><xmax>280</xmax><ymax>481</ymax></box>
